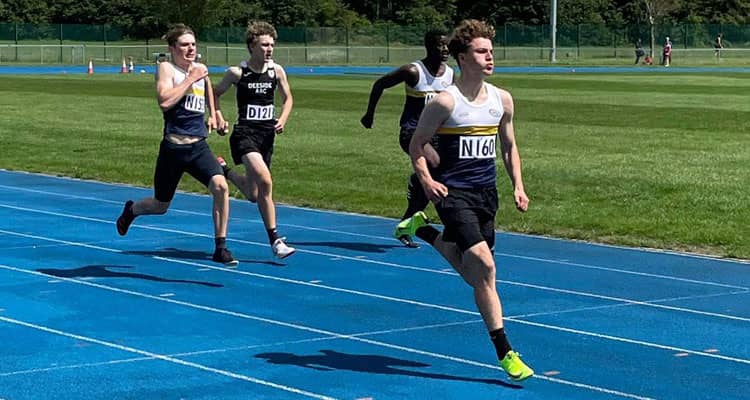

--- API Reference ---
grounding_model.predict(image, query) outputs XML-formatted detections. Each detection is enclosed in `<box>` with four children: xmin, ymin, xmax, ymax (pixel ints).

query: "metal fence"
<box><xmin>1</xmin><ymin>22</ymin><xmax>748</xmax><ymax>65</ymax></box>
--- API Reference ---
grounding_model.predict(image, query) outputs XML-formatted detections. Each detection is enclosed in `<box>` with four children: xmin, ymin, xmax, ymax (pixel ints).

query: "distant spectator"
<box><xmin>714</xmin><ymin>33</ymin><xmax>724</xmax><ymax>58</ymax></box>
<box><xmin>662</xmin><ymin>36</ymin><xmax>672</xmax><ymax>67</ymax></box>
<box><xmin>634</xmin><ymin>39</ymin><xmax>645</xmax><ymax>64</ymax></box>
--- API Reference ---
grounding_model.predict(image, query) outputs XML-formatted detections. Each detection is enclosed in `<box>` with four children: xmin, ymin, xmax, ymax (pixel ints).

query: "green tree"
<box><xmin>643</xmin><ymin>0</ymin><xmax>680</xmax><ymax>57</ymax></box>
<box><xmin>394</xmin><ymin>0</ymin><xmax>454</xmax><ymax>27</ymax></box>
<box><xmin>317</xmin><ymin>0</ymin><xmax>369</xmax><ymax>27</ymax></box>
<box><xmin>1</xmin><ymin>0</ymin><xmax>53</xmax><ymax>23</ymax></box>
<box><xmin>680</xmin><ymin>0</ymin><xmax>750</xmax><ymax>24</ymax></box>
<box><xmin>559</xmin><ymin>0</ymin><xmax>610</xmax><ymax>25</ymax></box>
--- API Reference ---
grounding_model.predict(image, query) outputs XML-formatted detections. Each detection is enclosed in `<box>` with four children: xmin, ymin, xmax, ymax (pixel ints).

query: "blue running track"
<box><xmin>0</xmin><ymin>170</ymin><xmax>748</xmax><ymax>399</ymax></box>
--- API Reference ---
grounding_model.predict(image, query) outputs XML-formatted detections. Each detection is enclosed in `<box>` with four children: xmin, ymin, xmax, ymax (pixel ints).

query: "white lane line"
<box><xmin>6</xmin><ymin>259</ymin><xmax>749</xmax><ymax>368</ymax></box>
<box><xmin>508</xmin><ymin>289</ymin><xmax>750</xmax><ymax>319</ymax></box>
<box><xmin>0</xmin><ymin>320</ymin><xmax>482</xmax><ymax>378</ymax></box>
<box><xmin>2</xmin><ymin>223</ymin><xmax>749</xmax><ymax>324</ymax></box>
<box><xmin>495</xmin><ymin>252</ymin><xmax>748</xmax><ymax>290</ymax></box>
<box><xmin>0</xmin><ymin>315</ymin><xmax>337</xmax><ymax>400</ymax></box>
<box><xmin>505</xmin><ymin>316</ymin><xmax>750</xmax><ymax>366</ymax></box>
<box><xmin>4</xmin><ymin>172</ymin><xmax>750</xmax><ymax>266</ymax></box>
<box><xmin>1</xmin><ymin>185</ymin><xmax>747</xmax><ymax>287</ymax></box>
<box><xmin>0</xmin><ymin>263</ymin><xmax>654</xmax><ymax>400</ymax></box>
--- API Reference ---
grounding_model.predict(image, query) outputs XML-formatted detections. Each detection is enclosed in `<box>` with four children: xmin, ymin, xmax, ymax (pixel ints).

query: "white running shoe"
<box><xmin>272</xmin><ymin>237</ymin><xmax>296</xmax><ymax>259</ymax></box>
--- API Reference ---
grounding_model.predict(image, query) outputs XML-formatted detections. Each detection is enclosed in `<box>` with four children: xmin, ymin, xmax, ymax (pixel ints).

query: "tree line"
<box><xmin>1</xmin><ymin>0</ymin><xmax>748</xmax><ymax>39</ymax></box>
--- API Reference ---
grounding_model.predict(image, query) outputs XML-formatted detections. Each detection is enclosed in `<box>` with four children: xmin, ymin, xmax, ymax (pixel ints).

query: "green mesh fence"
<box><xmin>1</xmin><ymin>22</ymin><xmax>749</xmax><ymax>65</ymax></box>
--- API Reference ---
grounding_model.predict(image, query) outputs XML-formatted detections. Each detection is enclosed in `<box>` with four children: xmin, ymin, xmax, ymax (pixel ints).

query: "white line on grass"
<box><xmin>0</xmin><ymin>263</ymin><xmax>654</xmax><ymax>400</ymax></box>
<box><xmin>0</xmin><ymin>315</ymin><xmax>337</xmax><ymax>400</ymax></box>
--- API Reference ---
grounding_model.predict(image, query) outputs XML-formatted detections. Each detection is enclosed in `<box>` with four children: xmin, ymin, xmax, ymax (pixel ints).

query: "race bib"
<box><xmin>183</xmin><ymin>94</ymin><xmax>205</xmax><ymax>113</ymax></box>
<box><xmin>459</xmin><ymin>135</ymin><xmax>496</xmax><ymax>159</ymax></box>
<box><xmin>425</xmin><ymin>92</ymin><xmax>437</xmax><ymax>105</ymax></box>
<box><xmin>245</xmin><ymin>104</ymin><xmax>274</xmax><ymax>121</ymax></box>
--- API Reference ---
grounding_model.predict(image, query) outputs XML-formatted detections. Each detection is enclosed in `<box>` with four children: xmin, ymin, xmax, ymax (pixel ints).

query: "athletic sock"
<box><xmin>214</xmin><ymin>237</ymin><xmax>227</xmax><ymax>249</ymax></box>
<box><xmin>415</xmin><ymin>226</ymin><xmax>440</xmax><ymax>245</ymax></box>
<box><xmin>124</xmin><ymin>202</ymin><xmax>135</xmax><ymax>218</ymax></box>
<box><xmin>267</xmin><ymin>228</ymin><xmax>279</xmax><ymax>244</ymax></box>
<box><xmin>489</xmin><ymin>328</ymin><xmax>513</xmax><ymax>360</ymax></box>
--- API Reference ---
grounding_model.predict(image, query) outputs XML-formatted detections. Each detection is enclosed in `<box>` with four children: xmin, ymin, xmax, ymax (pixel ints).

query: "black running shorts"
<box><xmin>434</xmin><ymin>187</ymin><xmax>498</xmax><ymax>252</ymax></box>
<box><xmin>230</xmin><ymin>124</ymin><xmax>275</xmax><ymax>167</ymax></box>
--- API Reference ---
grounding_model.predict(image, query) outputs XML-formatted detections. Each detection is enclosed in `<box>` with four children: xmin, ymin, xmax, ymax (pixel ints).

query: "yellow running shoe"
<box><xmin>393</xmin><ymin>211</ymin><xmax>430</xmax><ymax>239</ymax></box>
<box><xmin>499</xmin><ymin>351</ymin><xmax>534</xmax><ymax>382</ymax></box>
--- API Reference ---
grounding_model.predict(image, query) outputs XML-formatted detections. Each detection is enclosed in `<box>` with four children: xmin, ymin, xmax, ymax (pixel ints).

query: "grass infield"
<box><xmin>0</xmin><ymin>72</ymin><xmax>748</xmax><ymax>259</ymax></box>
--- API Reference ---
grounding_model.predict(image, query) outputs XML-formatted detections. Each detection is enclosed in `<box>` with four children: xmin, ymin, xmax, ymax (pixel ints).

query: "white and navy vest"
<box><xmin>400</xmin><ymin>61</ymin><xmax>453</xmax><ymax>130</ymax></box>
<box><xmin>435</xmin><ymin>83</ymin><xmax>504</xmax><ymax>188</ymax></box>
<box><xmin>162</xmin><ymin>62</ymin><xmax>208</xmax><ymax>138</ymax></box>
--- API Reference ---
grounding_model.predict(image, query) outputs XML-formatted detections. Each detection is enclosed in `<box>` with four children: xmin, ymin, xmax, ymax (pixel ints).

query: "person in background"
<box><xmin>634</xmin><ymin>38</ymin><xmax>645</xmax><ymax>65</ymax></box>
<box><xmin>662</xmin><ymin>36</ymin><xmax>672</xmax><ymax>67</ymax></box>
<box><xmin>361</xmin><ymin>29</ymin><xmax>454</xmax><ymax>248</ymax></box>
<box><xmin>714</xmin><ymin>33</ymin><xmax>724</xmax><ymax>59</ymax></box>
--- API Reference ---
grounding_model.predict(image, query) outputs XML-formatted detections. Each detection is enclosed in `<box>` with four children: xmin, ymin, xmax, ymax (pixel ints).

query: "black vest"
<box><xmin>235</xmin><ymin>63</ymin><xmax>277</xmax><ymax>129</ymax></box>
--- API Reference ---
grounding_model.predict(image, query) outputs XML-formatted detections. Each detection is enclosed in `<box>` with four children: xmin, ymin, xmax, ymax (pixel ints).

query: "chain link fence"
<box><xmin>1</xmin><ymin>22</ymin><xmax>748</xmax><ymax>65</ymax></box>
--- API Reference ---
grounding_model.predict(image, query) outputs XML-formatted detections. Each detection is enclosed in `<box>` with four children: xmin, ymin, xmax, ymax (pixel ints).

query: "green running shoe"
<box><xmin>393</xmin><ymin>211</ymin><xmax>430</xmax><ymax>240</ymax></box>
<box><xmin>499</xmin><ymin>351</ymin><xmax>534</xmax><ymax>382</ymax></box>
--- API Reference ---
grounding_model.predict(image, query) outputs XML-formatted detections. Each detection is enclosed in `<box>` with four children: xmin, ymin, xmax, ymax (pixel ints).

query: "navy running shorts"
<box><xmin>153</xmin><ymin>138</ymin><xmax>222</xmax><ymax>202</ymax></box>
<box><xmin>434</xmin><ymin>186</ymin><xmax>498</xmax><ymax>252</ymax></box>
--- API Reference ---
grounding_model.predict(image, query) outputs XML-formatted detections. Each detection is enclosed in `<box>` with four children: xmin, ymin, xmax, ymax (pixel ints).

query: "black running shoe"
<box><xmin>116</xmin><ymin>200</ymin><xmax>135</xmax><ymax>236</ymax></box>
<box><xmin>213</xmin><ymin>247</ymin><xmax>239</xmax><ymax>267</ymax></box>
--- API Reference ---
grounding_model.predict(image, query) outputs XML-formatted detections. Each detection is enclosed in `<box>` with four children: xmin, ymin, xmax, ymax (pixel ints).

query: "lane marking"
<box><xmin>1</xmin><ymin>185</ymin><xmax>747</xmax><ymax>288</ymax></box>
<box><xmin>8</xmin><ymin>255</ymin><xmax>750</xmax><ymax>368</ymax></box>
<box><xmin>2</xmin><ymin>224</ymin><xmax>749</xmax><ymax>324</ymax></box>
<box><xmin>0</xmin><ymin>263</ymin><xmax>655</xmax><ymax>399</ymax></box>
<box><xmin>0</xmin><ymin>315</ymin><xmax>337</xmax><ymax>400</ymax></box>
<box><xmin>0</xmin><ymin>320</ymin><xmax>482</xmax><ymax>378</ymax></box>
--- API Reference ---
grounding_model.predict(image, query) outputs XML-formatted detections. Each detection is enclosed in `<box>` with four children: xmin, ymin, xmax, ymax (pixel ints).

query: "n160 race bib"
<box><xmin>459</xmin><ymin>135</ymin><xmax>496</xmax><ymax>159</ymax></box>
<box><xmin>245</xmin><ymin>104</ymin><xmax>274</xmax><ymax>120</ymax></box>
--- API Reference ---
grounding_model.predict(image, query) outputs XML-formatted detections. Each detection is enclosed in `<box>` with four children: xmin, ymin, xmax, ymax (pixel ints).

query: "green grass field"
<box><xmin>0</xmin><ymin>72</ymin><xmax>748</xmax><ymax>259</ymax></box>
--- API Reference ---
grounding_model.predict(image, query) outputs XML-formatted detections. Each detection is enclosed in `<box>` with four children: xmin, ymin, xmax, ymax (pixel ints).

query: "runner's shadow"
<box><xmin>124</xmin><ymin>248</ymin><xmax>285</xmax><ymax>267</ymax></box>
<box><xmin>37</xmin><ymin>265</ymin><xmax>223</xmax><ymax>287</ymax></box>
<box><xmin>293</xmin><ymin>241</ymin><xmax>403</xmax><ymax>253</ymax></box>
<box><xmin>254</xmin><ymin>349</ymin><xmax>521</xmax><ymax>388</ymax></box>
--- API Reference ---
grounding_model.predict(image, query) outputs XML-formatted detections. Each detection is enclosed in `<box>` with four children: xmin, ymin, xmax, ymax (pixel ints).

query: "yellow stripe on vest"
<box><xmin>436</xmin><ymin>125</ymin><xmax>498</xmax><ymax>135</ymax></box>
<box><xmin>405</xmin><ymin>88</ymin><xmax>436</xmax><ymax>98</ymax></box>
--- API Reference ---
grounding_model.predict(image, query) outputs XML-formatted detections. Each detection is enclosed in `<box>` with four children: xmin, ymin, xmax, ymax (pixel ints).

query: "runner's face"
<box><xmin>170</xmin><ymin>33</ymin><xmax>197</xmax><ymax>64</ymax></box>
<box><xmin>250</xmin><ymin>35</ymin><xmax>275</xmax><ymax>60</ymax></box>
<box><xmin>427</xmin><ymin>35</ymin><xmax>449</xmax><ymax>63</ymax></box>
<box><xmin>461</xmin><ymin>37</ymin><xmax>494</xmax><ymax>75</ymax></box>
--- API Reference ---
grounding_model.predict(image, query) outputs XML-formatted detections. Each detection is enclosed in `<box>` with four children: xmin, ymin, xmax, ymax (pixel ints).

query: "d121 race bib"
<box><xmin>245</xmin><ymin>104</ymin><xmax>274</xmax><ymax>121</ymax></box>
<box><xmin>459</xmin><ymin>135</ymin><xmax>496</xmax><ymax>159</ymax></box>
